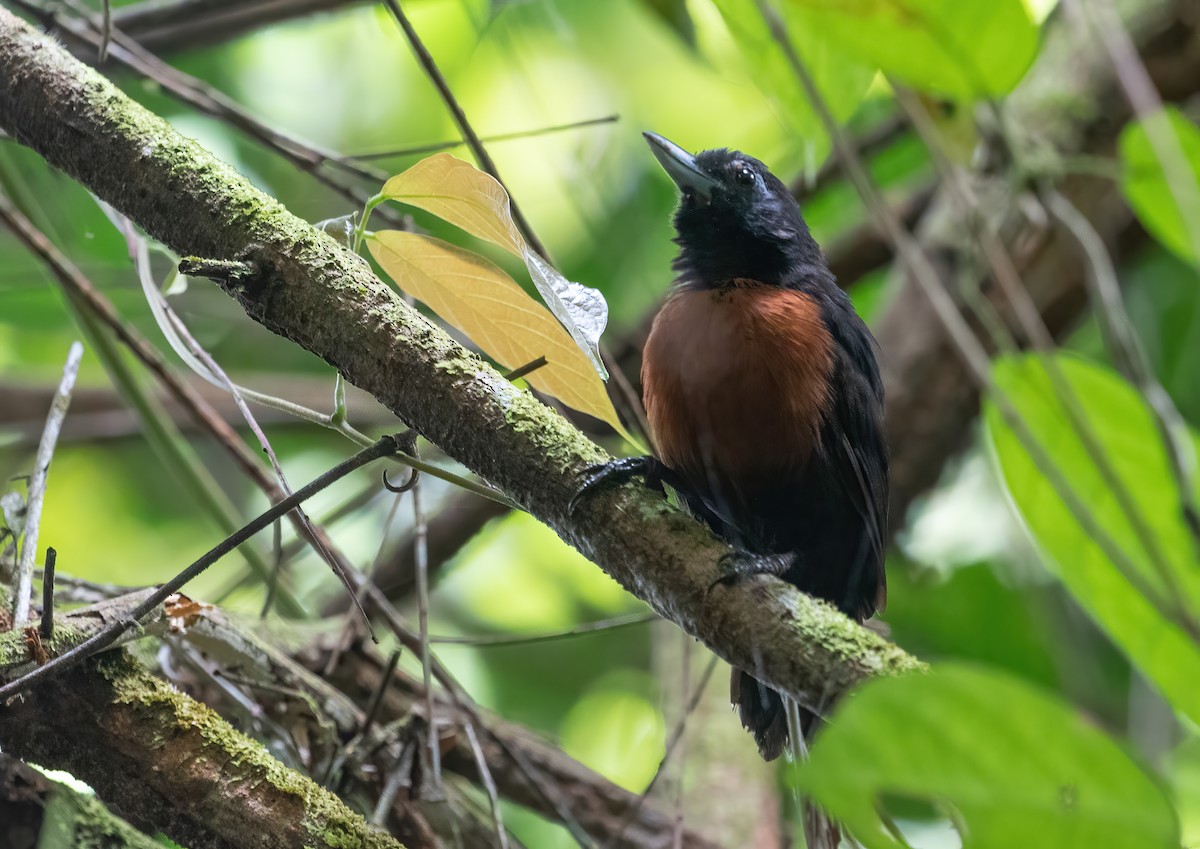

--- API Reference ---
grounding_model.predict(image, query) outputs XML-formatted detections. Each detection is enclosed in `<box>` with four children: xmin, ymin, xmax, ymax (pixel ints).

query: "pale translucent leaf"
<box><xmin>381</xmin><ymin>154</ymin><xmax>609</xmax><ymax>376</ymax></box>
<box><xmin>369</xmin><ymin>230</ymin><xmax>632</xmax><ymax>442</ymax></box>
<box><xmin>382</xmin><ymin>154</ymin><xmax>524</xmax><ymax>256</ymax></box>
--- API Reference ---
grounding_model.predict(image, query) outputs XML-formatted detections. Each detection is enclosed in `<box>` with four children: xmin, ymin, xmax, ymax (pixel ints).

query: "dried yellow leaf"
<box><xmin>379</xmin><ymin>153</ymin><xmax>609</xmax><ymax>377</ymax></box>
<box><xmin>369</xmin><ymin>230</ymin><xmax>633</xmax><ymax>442</ymax></box>
<box><xmin>381</xmin><ymin>154</ymin><xmax>524</xmax><ymax>256</ymax></box>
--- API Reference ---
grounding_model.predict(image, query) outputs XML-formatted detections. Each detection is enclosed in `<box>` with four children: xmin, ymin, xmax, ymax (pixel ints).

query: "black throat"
<box><xmin>670</xmin><ymin>215</ymin><xmax>834</xmax><ymax>292</ymax></box>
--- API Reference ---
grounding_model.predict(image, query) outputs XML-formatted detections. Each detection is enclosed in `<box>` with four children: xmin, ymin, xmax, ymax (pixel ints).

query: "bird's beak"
<box><xmin>644</xmin><ymin>132</ymin><xmax>718</xmax><ymax>199</ymax></box>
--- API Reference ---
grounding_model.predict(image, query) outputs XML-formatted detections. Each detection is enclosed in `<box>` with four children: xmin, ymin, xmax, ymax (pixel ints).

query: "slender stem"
<box><xmin>353</xmin><ymin>115</ymin><xmax>619</xmax><ymax>160</ymax></box>
<box><xmin>464</xmin><ymin>720</ymin><xmax>510</xmax><ymax>849</ymax></box>
<box><xmin>13</xmin><ymin>342</ymin><xmax>81</xmax><ymax>626</ymax></box>
<box><xmin>1070</xmin><ymin>0</ymin><xmax>1200</xmax><ymax>259</ymax></box>
<box><xmin>412</xmin><ymin>480</ymin><xmax>442</xmax><ymax>788</ymax></box>
<box><xmin>381</xmin><ymin>0</ymin><xmax>549</xmax><ymax>262</ymax></box>
<box><xmin>502</xmin><ymin>355</ymin><xmax>548</xmax><ymax>383</ymax></box>
<box><xmin>0</xmin><ymin>435</ymin><xmax>401</xmax><ymax>703</ymax></box>
<box><xmin>1045</xmin><ymin>188</ymin><xmax>1200</xmax><ymax>543</ymax></box>
<box><xmin>353</xmin><ymin>193</ymin><xmax>383</xmax><ymax>254</ymax></box>
<box><xmin>429</xmin><ymin>612</ymin><xmax>656</xmax><ymax>647</ymax></box>
<box><xmin>39</xmin><ymin>546</ymin><xmax>55</xmax><ymax>639</ymax></box>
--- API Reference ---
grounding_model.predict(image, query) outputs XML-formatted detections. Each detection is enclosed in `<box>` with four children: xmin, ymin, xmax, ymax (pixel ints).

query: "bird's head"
<box><xmin>644</xmin><ymin>132</ymin><xmax>831</xmax><ymax>290</ymax></box>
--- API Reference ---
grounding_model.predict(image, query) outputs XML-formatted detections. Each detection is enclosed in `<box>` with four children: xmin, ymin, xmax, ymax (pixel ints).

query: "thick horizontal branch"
<box><xmin>0</xmin><ymin>752</ymin><xmax>164</xmax><ymax>849</ymax></box>
<box><xmin>0</xmin><ymin>9</ymin><xmax>921</xmax><ymax>714</ymax></box>
<box><xmin>0</xmin><ymin>588</ymin><xmax>721</xmax><ymax>849</ymax></box>
<box><xmin>0</xmin><ymin>595</ymin><xmax>403</xmax><ymax>849</ymax></box>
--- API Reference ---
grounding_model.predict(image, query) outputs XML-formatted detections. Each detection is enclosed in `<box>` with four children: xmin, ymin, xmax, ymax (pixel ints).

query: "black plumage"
<box><xmin>576</xmin><ymin>133</ymin><xmax>888</xmax><ymax>765</ymax></box>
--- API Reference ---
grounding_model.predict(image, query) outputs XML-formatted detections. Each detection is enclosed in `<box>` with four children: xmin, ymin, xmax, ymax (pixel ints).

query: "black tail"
<box><xmin>731</xmin><ymin>668</ymin><xmax>791</xmax><ymax>761</ymax></box>
<box><xmin>732</xmin><ymin>669</ymin><xmax>842</xmax><ymax>848</ymax></box>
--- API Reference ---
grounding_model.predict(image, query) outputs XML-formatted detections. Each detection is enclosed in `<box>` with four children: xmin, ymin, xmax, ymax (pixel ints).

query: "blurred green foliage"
<box><xmin>3</xmin><ymin>0</ymin><xmax>1200</xmax><ymax>847</ymax></box>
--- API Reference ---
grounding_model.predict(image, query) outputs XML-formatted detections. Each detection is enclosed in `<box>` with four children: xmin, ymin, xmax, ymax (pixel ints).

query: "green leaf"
<box><xmin>785</xmin><ymin>0</ymin><xmax>1040</xmax><ymax>98</ymax></box>
<box><xmin>1119</xmin><ymin>107</ymin><xmax>1200</xmax><ymax>264</ymax></box>
<box><xmin>794</xmin><ymin>664</ymin><xmax>1179</xmax><ymax>849</ymax></box>
<box><xmin>985</xmin><ymin>354</ymin><xmax>1200</xmax><ymax>723</ymax></box>
<box><xmin>710</xmin><ymin>0</ymin><xmax>874</xmax><ymax>160</ymax></box>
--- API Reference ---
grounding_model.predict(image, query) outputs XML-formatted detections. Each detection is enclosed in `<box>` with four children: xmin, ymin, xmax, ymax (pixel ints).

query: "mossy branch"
<box><xmin>0</xmin><ymin>650</ymin><xmax>405</xmax><ymax>849</ymax></box>
<box><xmin>0</xmin><ymin>752</ymin><xmax>166</xmax><ymax>849</ymax></box>
<box><xmin>0</xmin><ymin>8</ymin><xmax>921</xmax><ymax>718</ymax></box>
<box><xmin>0</xmin><ymin>586</ymin><xmax>404</xmax><ymax>849</ymax></box>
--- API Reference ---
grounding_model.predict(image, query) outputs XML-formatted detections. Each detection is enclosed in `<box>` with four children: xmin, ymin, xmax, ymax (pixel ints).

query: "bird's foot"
<box><xmin>568</xmin><ymin>455</ymin><xmax>676</xmax><ymax>515</ymax></box>
<box><xmin>708</xmin><ymin>550</ymin><xmax>793</xmax><ymax>595</ymax></box>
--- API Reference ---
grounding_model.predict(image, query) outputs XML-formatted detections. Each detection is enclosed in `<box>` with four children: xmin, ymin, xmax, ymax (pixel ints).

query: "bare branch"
<box><xmin>11</xmin><ymin>341</ymin><xmax>81</xmax><ymax>626</ymax></box>
<box><xmin>114</xmin><ymin>0</ymin><xmax>367</xmax><ymax>54</ymax></box>
<box><xmin>0</xmin><ymin>752</ymin><xmax>163</xmax><ymax>849</ymax></box>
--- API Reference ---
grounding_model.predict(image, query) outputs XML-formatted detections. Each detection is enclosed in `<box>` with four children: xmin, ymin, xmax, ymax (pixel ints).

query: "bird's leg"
<box><xmin>710</xmin><ymin>550</ymin><xmax>795</xmax><ymax>593</ymax></box>
<box><xmin>568</xmin><ymin>455</ymin><xmax>683</xmax><ymax>514</ymax></box>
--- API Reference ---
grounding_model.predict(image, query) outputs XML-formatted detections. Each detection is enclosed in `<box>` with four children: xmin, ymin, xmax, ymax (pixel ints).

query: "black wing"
<box><xmin>817</xmin><ymin>294</ymin><xmax>889</xmax><ymax>620</ymax></box>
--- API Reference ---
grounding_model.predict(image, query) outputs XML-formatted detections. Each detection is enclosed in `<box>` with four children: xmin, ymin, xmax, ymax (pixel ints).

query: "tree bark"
<box><xmin>0</xmin><ymin>633</ymin><xmax>404</xmax><ymax>849</ymax></box>
<box><xmin>0</xmin><ymin>752</ymin><xmax>165</xmax><ymax>849</ymax></box>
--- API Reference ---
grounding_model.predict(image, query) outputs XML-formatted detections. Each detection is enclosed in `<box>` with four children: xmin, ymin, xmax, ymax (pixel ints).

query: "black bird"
<box><xmin>575</xmin><ymin>132</ymin><xmax>889</xmax><ymax>762</ymax></box>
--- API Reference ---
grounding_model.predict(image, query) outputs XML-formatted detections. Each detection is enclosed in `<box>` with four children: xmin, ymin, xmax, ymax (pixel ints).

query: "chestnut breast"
<box><xmin>642</xmin><ymin>283</ymin><xmax>835</xmax><ymax>502</ymax></box>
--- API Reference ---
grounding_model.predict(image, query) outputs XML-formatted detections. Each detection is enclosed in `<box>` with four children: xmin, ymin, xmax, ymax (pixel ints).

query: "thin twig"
<box><xmin>1044</xmin><ymin>188</ymin><xmax>1200</xmax><ymax>542</ymax></box>
<box><xmin>12</xmin><ymin>342</ymin><xmax>82</xmax><ymax>626</ymax></box>
<box><xmin>39</xmin><ymin>547</ymin><xmax>55</xmax><ymax>639</ymax></box>
<box><xmin>412</xmin><ymin>479</ymin><xmax>442</xmax><ymax>789</ymax></box>
<box><xmin>0</xmin><ymin>435</ymin><xmax>401</xmax><ymax>703</ymax></box>
<box><xmin>353</xmin><ymin>115</ymin><xmax>619</xmax><ymax>160</ymax></box>
<box><xmin>463</xmin><ymin>719</ymin><xmax>511</xmax><ymax>849</ymax></box>
<box><xmin>373</xmin><ymin>737</ymin><xmax>417</xmax><ymax>826</ymax></box>
<box><xmin>162</xmin><ymin>304</ymin><xmax>372</xmax><ymax>630</ymax></box>
<box><xmin>381</xmin><ymin>0</ymin><xmax>549</xmax><ymax>261</ymax></box>
<box><xmin>1069</xmin><ymin>0</ymin><xmax>1200</xmax><ymax>258</ymax></box>
<box><xmin>363</xmin><ymin>649</ymin><xmax>402</xmax><ymax>740</ymax></box>
<box><xmin>892</xmin><ymin>84</ymin><xmax>1197</xmax><ymax>630</ymax></box>
<box><xmin>276</xmin><ymin>481</ymin><xmax>383</xmax><ymax>565</ymax></box>
<box><xmin>503</xmin><ymin>355</ymin><xmax>548</xmax><ymax>383</ymax></box>
<box><xmin>323</xmin><ymin>482</ymin><xmax>409</xmax><ymax>677</ymax></box>
<box><xmin>97</xmin><ymin>0</ymin><xmax>111</xmax><ymax>61</ymax></box>
<box><xmin>602</xmin><ymin>655</ymin><xmax>719</xmax><ymax>849</ymax></box>
<box><xmin>429</xmin><ymin>612</ymin><xmax>657</xmax><ymax>647</ymax></box>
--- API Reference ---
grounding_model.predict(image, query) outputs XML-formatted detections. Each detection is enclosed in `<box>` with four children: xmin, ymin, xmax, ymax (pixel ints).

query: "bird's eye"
<box><xmin>733</xmin><ymin>164</ymin><xmax>756</xmax><ymax>185</ymax></box>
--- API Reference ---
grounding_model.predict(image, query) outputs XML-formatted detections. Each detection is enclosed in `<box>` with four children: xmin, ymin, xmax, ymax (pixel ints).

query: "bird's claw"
<box><xmin>568</xmin><ymin>456</ymin><xmax>663</xmax><ymax>516</ymax></box>
<box><xmin>706</xmin><ymin>550</ymin><xmax>792</xmax><ymax>598</ymax></box>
